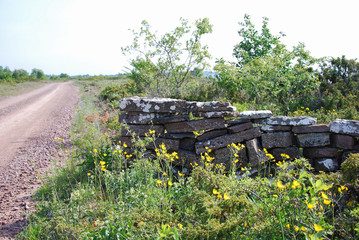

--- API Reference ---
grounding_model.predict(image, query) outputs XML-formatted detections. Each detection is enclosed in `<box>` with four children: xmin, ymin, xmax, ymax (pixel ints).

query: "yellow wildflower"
<box><xmin>294</xmin><ymin>226</ymin><xmax>299</xmax><ymax>232</ymax></box>
<box><xmin>168</xmin><ymin>180</ymin><xmax>173</xmax><ymax>186</ymax></box>
<box><xmin>223</xmin><ymin>193</ymin><xmax>230</xmax><ymax>200</ymax></box>
<box><xmin>314</xmin><ymin>224</ymin><xmax>323</xmax><ymax>232</ymax></box>
<box><xmin>307</xmin><ymin>203</ymin><xmax>315</xmax><ymax>210</ymax></box>
<box><xmin>193</xmin><ymin>131</ymin><xmax>200</xmax><ymax>136</ymax></box>
<box><xmin>291</xmin><ymin>180</ymin><xmax>301</xmax><ymax>189</ymax></box>
<box><xmin>94</xmin><ymin>149</ymin><xmax>98</xmax><ymax>153</ymax></box>
<box><xmin>301</xmin><ymin>226</ymin><xmax>306</xmax><ymax>232</ymax></box>
<box><xmin>277</xmin><ymin>180</ymin><xmax>286</xmax><ymax>190</ymax></box>
<box><xmin>103</xmin><ymin>153</ymin><xmax>107</xmax><ymax>156</ymax></box>
<box><xmin>156</xmin><ymin>180</ymin><xmax>162</xmax><ymax>185</ymax></box>
<box><xmin>213</xmin><ymin>189</ymin><xmax>219</xmax><ymax>195</ymax></box>
<box><xmin>286</xmin><ymin>224</ymin><xmax>290</xmax><ymax>229</ymax></box>
<box><xmin>321</xmin><ymin>192</ymin><xmax>329</xmax><ymax>199</ymax></box>
<box><xmin>217</xmin><ymin>194</ymin><xmax>222</xmax><ymax>199</ymax></box>
<box><xmin>347</xmin><ymin>201</ymin><xmax>353</xmax><ymax>206</ymax></box>
<box><xmin>273</xmin><ymin>194</ymin><xmax>278</xmax><ymax>198</ymax></box>
<box><xmin>323</xmin><ymin>199</ymin><xmax>331</xmax><ymax>205</ymax></box>
<box><xmin>178</xmin><ymin>223</ymin><xmax>183</xmax><ymax>230</ymax></box>
<box><xmin>123</xmin><ymin>143</ymin><xmax>127</xmax><ymax>148</ymax></box>
<box><xmin>87</xmin><ymin>173</ymin><xmax>91</xmax><ymax>176</ymax></box>
<box><xmin>178</xmin><ymin>171</ymin><xmax>184</xmax><ymax>177</ymax></box>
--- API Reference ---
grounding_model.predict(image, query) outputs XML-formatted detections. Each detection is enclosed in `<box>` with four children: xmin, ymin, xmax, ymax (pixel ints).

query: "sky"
<box><xmin>0</xmin><ymin>0</ymin><xmax>358</xmax><ymax>76</ymax></box>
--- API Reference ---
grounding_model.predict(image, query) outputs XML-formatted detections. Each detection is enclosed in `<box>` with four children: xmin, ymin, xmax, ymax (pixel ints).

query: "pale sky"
<box><xmin>0</xmin><ymin>0</ymin><xmax>358</xmax><ymax>76</ymax></box>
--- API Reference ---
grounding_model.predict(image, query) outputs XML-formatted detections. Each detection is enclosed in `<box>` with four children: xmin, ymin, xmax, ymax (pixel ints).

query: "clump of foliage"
<box><xmin>341</xmin><ymin>153</ymin><xmax>359</xmax><ymax>185</ymax></box>
<box><xmin>214</xmin><ymin>14</ymin><xmax>319</xmax><ymax>114</ymax></box>
<box><xmin>122</xmin><ymin>18</ymin><xmax>213</xmax><ymax>98</ymax></box>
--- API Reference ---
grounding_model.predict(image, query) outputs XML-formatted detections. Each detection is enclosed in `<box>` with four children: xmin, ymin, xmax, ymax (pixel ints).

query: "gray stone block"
<box><xmin>297</xmin><ymin>133</ymin><xmax>330</xmax><ymax>147</ymax></box>
<box><xmin>329</xmin><ymin>119</ymin><xmax>359</xmax><ymax>136</ymax></box>
<box><xmin>262</xmin><ymin>132</ymin><xmax>294</xmax><ymax>149</ymax></box>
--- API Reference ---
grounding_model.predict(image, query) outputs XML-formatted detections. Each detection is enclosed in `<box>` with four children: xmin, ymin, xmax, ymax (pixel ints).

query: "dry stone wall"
<box><xmin>118</xmin><ymin>97</ymin><xmax>359</xmax><ymax>172</ymax></box>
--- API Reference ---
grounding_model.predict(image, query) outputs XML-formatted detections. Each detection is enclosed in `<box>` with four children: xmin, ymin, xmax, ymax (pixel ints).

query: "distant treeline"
<box><xmin>0</xmin><ymin>66</ymin><xmax>129</xmax><ymax>84</ymax></box>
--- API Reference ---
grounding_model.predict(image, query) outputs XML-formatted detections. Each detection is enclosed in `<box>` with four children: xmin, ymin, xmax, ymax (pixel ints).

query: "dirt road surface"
<box><xmin>0</xmin><ymin>82</ymin><xmax>79</xmax><ymax>239</ymax></box>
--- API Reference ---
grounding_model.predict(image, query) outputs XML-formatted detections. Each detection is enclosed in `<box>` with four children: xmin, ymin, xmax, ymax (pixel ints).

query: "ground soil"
<box><xmin>0</xmin><ymin>82</ymin><xmax>79</xmax><ymax>239</ymax></box>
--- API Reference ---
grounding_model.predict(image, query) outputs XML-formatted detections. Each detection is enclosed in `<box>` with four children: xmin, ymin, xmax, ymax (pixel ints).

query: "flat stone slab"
<box><xmin>260</xmin><ymin>125</ymin><xmax>292</xmax><ymax>132</ymax></box>
<box><xmin>164</xmin><ymin>132</ymin><xmax>195</xmax><ymax>139</ymax></box>
<box><xmin>193</xmin><ymin>111</ymin><xmax>239</xmax><ymax>118</ymax></box>
<box><xmin>331</xmin><ymin>134</ymin><xmax>355</xmax><ymax>149</ymax></box>
<box><xmin>120</xmin><ymin>97</ymin><xmax>187</xmax><ymax>113</ymax></box>
<box><xmin>239</xmin><ymin>110</ymin><xmax>272</xmax><ymax>119</ymax></box>
<box><xmin>228</xmin><ymin>122</ymin><xmax>253</xmax><ymax>134</ymax></box>
<box><xmin>314</xmin><ymin>158</ymin><xmax>339</xmax><ymax>172</ymax></box>
<box><xmin>256</xmin><ymin>116</ymin><xmax>317</xmax><ymax>126</ymax></box>
<box><xmin>262</xmin><ymin>132</ymin><xmax>294</xmax><ymax>149</ymax></box>
<box><xmin>292</xmin><ymin>124</ymin><xmax>329</xmax><ymax>134</ymax></box>
<box><xmin>195</xmin><ymin>127</ymin><xmax>261</xmax><ymax>154</ymax></box>
<box><xmin>329</xmin><ymin>119</ymin><xmax>359</xmax><ymax>136</ymax></box>
<box><xmin>197</xmin><ymin>129</ymin><xmax>228</xmax><ymax>141</ymax></box>
<box><xmin>165</xmin><ymin>118</ymin><xmax>226</xmax><ymax>133</ymax></box>
<box><xmin>297</xmin><ymin>133</ymin><xmax>330</xmax><ymax>147</ymax></box>
<box><xmin>121</xmin><ymin>124</ymin><xmax>164</xmax><ymax>137</ymax></box>
<box><xmin>151</xmin><ymin>114</ymin><xmax>190</xmax><ymax>124</ymax></box>
<box><xmin>246</xmin><ymin>138</ymin><xmax>267</xmax><ymax>167</ymax></box>
<box><xmin>303</xmin><ymin>147</ymin><xmax>338</xmax><ymax>159</ymax></box>
<box><xmin>271</xmin><ymin>147</ymin><xmax>301</xmax><ymax>160</ymax></box>
<box><xmin>119</xmin><ymin>112</ymin><xmax>169</xmax><ymax>124</ymax></box>
<box><xmin>226</xmin><ymin>118</ymin><xmax>251</xmax><ymax>126</ymax></box>
<box><xmin>187</xmin><ymin>101</ymin><xmax>236</xmax><ymax>112</ymax></box>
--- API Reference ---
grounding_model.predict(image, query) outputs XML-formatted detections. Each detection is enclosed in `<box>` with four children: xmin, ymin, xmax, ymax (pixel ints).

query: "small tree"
<box><xmin>30</xmin><ymin>68</ymin><xmax>47</xmax><ymax>80</ymax></box>
<box><xmin>122</xmin><ymin>18</ymin><xmax>213</xmax><ymax>97</ymax></box>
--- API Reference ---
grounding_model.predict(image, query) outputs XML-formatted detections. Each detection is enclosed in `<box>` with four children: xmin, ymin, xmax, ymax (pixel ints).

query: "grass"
<box><xmin>0</xmin><ymin>81</ymin><xmax>46</xmax><ymax>98</ymax></box>
<box><xmin>17</xmin><ymin>80</ymin><xmax>359</xmax><ymax>239</ymax></box>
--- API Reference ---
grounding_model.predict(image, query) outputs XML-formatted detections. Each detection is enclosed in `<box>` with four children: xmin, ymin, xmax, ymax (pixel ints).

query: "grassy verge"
<box><xmin>18</xmin><ymin>80</ymin><xmax>359</xmax><ymax>239</ymax></box>
<box><xmin>0</xmin><ymin>81</ymin><xmax>47</xmax><ymax>98</ymax></box>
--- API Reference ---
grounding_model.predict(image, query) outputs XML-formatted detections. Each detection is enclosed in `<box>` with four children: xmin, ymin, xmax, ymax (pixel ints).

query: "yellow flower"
<box><xmin>156</xmin><ymin>180</ymin><xmax>162</xmax><ymax>185</ymax></box>
<box><xmin>178</xmin><ymin>171</ymin><xmax>184</xmax><ymax>177</ymax></box>
<box><xmin>323</xmin><ymin>199</ymin><xmax>331</xmax><ymax>205</ymax></box>
<box><xmin>347</xmin><ymin>201</ymin><xmax>353</xmax><ymax>206</ymax></box>
<box><xmin>280</xmin><ymin>153</ymin><xmax>290</xmax><ymax>159</ymax></box>
<box><xmin>241</xmin><ymin>167</ymin><xmax>245</xmax><ymax>171</ymax></box>
<box><xmin>314</xmin><ymin>224</ymin><xmax>323</xmax><ymax>232</ymax></box>
<box><xmin>99</xmin><ymin>161</ymin><xmax>106</xmax><ymax>166</ymax></box>
<box><xmin>168</xmin><ymin>180</ymin><xmax>173</xmax><ymax>186</ymax></box>
<box><xmin>123</xmin><ymin>143</ymin><xmax>127</xmax><ymax>148</ymax></box>
<box><xmin>277</xmin><ymin>180</ymin><xmax>286</xmax><ymax>190</ymax></box>
<box><xmin>301</xmin><ymin>226</ymin><xmax>306</xmax><ymax>232</ymax></box>
<box><xmin>286</xmin><ymin>224</ymin><xmax>290</xmax><ymax>229</ymax></box>
<box><xmin>321</xmin><ymin>192</ymin><xmax>329</xmax><ymax>199</ymax></box>
<box><xmin>103</xmin><ymin>153</ymin><xmax>107</xmax><ymax>156</ymax></box>
<box><xmin>217</xmin><ymin>194</ymin><xmax>222</xmax><ymax>199</ymax></box>
<box><xmin>307</xmin><ymin>203</ymin><xmax>315</xmax><ymax>210</ymax></box>
<box><xmin>178</xmin><ymin>223</ymin><xmax>183</xmax><ymax>230</ymax></box>
<box><xmin>291</xmin><ymin>180</ymin><xmax>301</xmax><ymax>189</ymax></box>
<box><xmin>213</xmin><ymin>189</ymin><xmax>219</xmax><ymax>195</ymax></box>
<box><xmin>294</xmin><ymin>226</ymin><xmax>299</xmax><ymax>232</ymax></box>
<box><xmin>273</xmin><ymin>194</ymin><xmax>278</xmax><ymax>198</ymax></box>
<box><xmin>244</xmin><ymin>222</ymin><xmax>248</xmax><ymax>227</ymax></box>
<box><xmin>223</xmin><ymin>193</ymin><xmax>230</xmax><ymax>200</ymax></box>
<box><xmin>87</xmin><ymin>173</ymin><xmax>91</xmax><ymax>176</ymax></box>
<box><xmin>234</xmin><ymin>153</ymin><xmax>239</xmax><ymax>157</ymax></box>
<box><xmin>193</xmin><ymin>131</ymin><xmax>200</xmax><ymax>136</ymax></box>
<box><xmin>94</xmin><ymin>149</ymin><xmax>98</xmax><ymax>153</ymax></box>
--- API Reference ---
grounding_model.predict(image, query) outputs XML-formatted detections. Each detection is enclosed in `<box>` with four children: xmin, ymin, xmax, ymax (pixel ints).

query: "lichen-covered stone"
<box><xmin>329</xmin><ymin>119</ymin><xmax>359</xmax><ymax>136</ymax></box>
<box><xmin>193</xmin><ymin>111</ymin><xmax>239</xmax><ymax>118</ymax></box>
<box><xmin>195</xmin><ymin>127</ymin><xmax>261</xmax><ymax>154</ymax></box>
<box><xmin>164</xmin><ymin>132</ymin><xmax>195</xmax><ymax>139</ymax></box>
<box><xmin>292</xmin><ymin>124</ymin><xmax>329</xmax><ymax>134</ymax></box>
<box><xmin>314</xmin><ymin>158</ymin><xmax>339</xmax><ymax>172</ymax></box>
<box><xmin>120</xmin><ymin>97</ymin><xmax>187</xmax><ymax>113</ymax></box>
<box><xmin>262</xmin><ymin>132</ymin><xmax>294</xmax><ymax>149</ymax></box>
<box><xmin>187</xmin><ymin>101</ymin><xmax>236</xmax><ymax>112</ymax></box>
<box><xmin>256</xmin><ymin>116</ymin><xmax>317</xmax><ymax>126</ymax></box>
<box><xmin>303</xmin><ymin>147</ymin><xmax>338</xmax><ymax>159</ymax></box>
<box><xmin>119</xmin><ymin>112</ymin><xmax>169</xmax><ymax>124</ymax></box>
<box><xmin>165</xmin><ymin>118</ymin><xmax>226</xmax><ymax>133</ymax></box>
<box><xmin>226</xmin><ymin>118</ymin><xmax>251</xmax><ymax>126</ymax></box>
<box><xmin>297</xmin><ymin>133</ymin><xmax>330</xmax><ymax>147</ymax></box>
<box><xmin>239</xmin><ymin>110</ymin><xmax>273</xmax><ymax>119</ymax></box>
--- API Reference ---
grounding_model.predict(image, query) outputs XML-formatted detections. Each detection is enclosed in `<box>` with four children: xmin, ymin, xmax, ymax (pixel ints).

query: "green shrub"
<box><xmin>341</xmin><ymin>153</ymin><xmax>359</xmax><ymax>185</ymax></box>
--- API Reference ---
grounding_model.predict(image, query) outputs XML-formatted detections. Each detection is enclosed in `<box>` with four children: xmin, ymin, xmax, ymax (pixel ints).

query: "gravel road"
<box><xmin>0</xmin><ymin>82</ymin><xmax>79</xmax><ymax>239</ymax></box>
